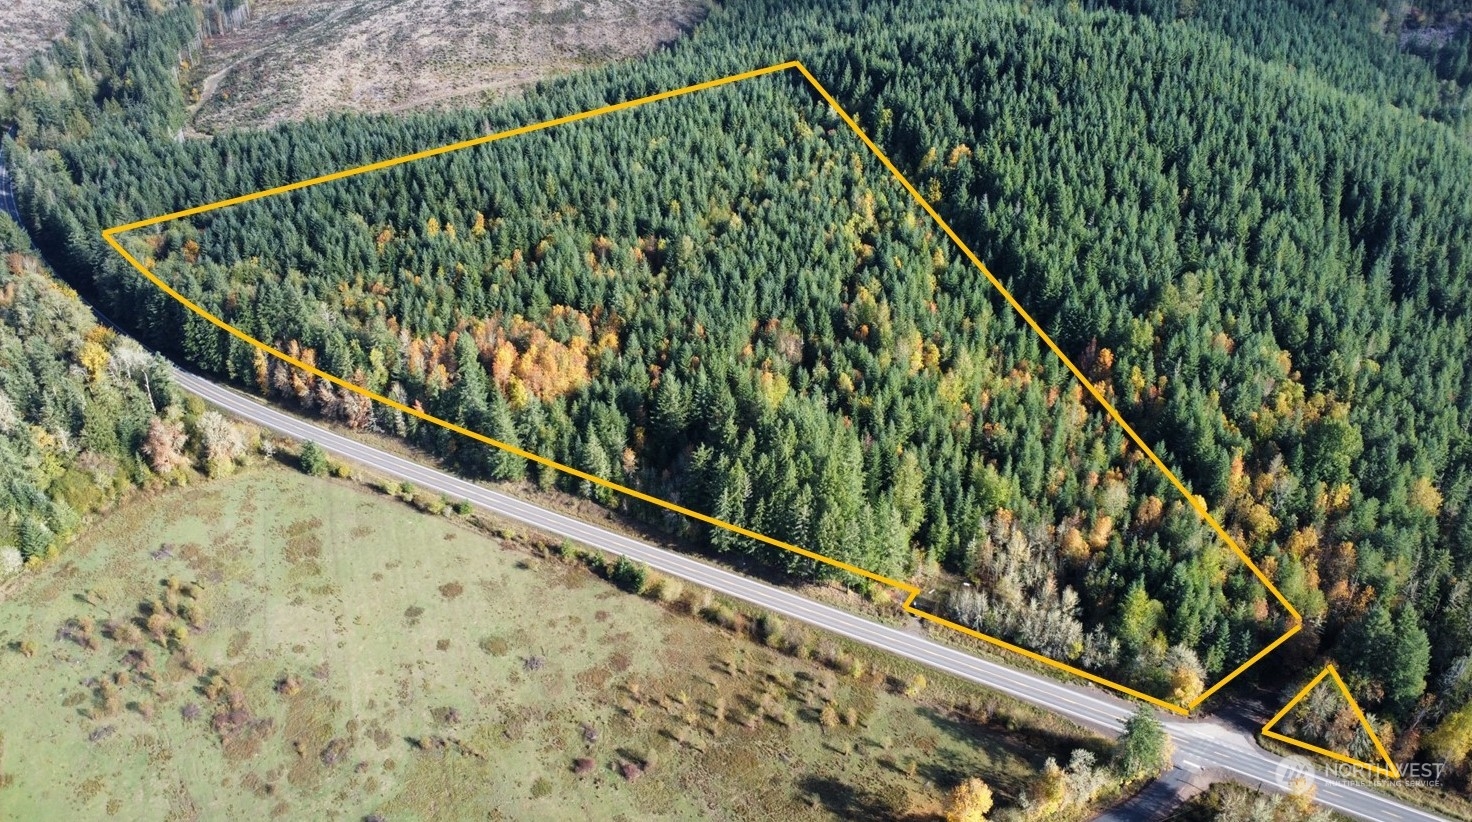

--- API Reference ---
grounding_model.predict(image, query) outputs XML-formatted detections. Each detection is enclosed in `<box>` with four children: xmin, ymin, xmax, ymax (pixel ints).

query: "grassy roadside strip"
<box><xmin>216</xmin><ymin>398</ymin><xmax>1187</xmax><ymax>712</ymax></box>
<box><xmin>290</xmin><ymin>440</ymin><xmax>1172</xmax><ymax>820</ymax></box>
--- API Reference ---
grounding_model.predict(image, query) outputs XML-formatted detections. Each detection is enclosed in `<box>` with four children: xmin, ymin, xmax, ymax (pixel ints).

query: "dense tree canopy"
<box><xmin>0</xmin><ymin>214</ymin><xmax>183</xmax><ymax>563</ymax></box>
<box><xmin>3</xmin><ymin>0</ymin><xmax>1471</xmax><ymax>787</ymax></box>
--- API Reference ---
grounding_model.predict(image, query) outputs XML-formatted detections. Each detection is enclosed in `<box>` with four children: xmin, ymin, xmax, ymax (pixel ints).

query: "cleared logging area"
<box><xmin>184</xmin><ymin>0</ymin><xmax>707</xmax><ymax>132</ymax></box>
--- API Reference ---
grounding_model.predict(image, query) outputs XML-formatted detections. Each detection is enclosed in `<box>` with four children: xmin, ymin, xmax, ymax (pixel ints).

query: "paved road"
<box><xmin>0</xmin><ymin>119</ymin><xmax>1432</xmax><ymax>822</ymax></box>
<box><xmin>0</xmin><ymin>136</ymin><xmax>21</xmax><ymax>222</ymax></box>
<box><xmin>1093</xmin><ymin>767</ymin><xmax>1211</xmax><ymax>821</ymax></box>
<box><xmin>169</xmin><ymin>367</ymin><xmax>1450</xmax><ymax>822</ymax></box>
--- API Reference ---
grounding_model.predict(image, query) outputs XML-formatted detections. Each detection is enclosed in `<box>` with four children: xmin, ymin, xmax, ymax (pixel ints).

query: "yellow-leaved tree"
<box><xmin>944</xmin><ymin>776</ymin><xmax>993</xmax><ymax>822</ymax></box>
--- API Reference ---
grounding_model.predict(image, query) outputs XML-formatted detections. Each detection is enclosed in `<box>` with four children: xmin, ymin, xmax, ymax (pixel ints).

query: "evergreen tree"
<box><xmin>1114</xmin><ymin>707</ymin><xmax>1172</xmax><ymax>778</ymax></box>
<box><xmin>8</xmin><ymin>0</ymin><xmax>1472</xmax><ymax>725</ymax></box>
<box><xmin>299</xmin><ymin>441</ymin><xmax>330</xmax><ymax>477</ymax></box>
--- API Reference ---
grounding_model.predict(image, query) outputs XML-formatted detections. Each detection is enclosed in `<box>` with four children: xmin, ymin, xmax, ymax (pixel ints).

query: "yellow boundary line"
<box><xmin>101</xmin><ymin>60</ymin><xmax>1301</xmax><ymax>716</ymax></box>
<box><xmin>1262</xmin><ymin>664</ymin><xmax>1401</xmax><ymax>779</ymax></box>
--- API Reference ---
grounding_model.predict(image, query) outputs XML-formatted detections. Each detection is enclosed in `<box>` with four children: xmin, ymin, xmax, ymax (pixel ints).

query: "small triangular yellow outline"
<box><xmin>1262</xmin><ymin>664</ymin><xmax>1400</xmax><ymax>779</ymax></box>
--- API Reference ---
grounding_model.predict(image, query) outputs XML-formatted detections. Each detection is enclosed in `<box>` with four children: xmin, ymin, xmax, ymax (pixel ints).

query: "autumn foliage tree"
<box><xmin>9</xmin><ymin>0</ymin><xmax>1472</xmax><ymax>779</ymax></box>
<box><xmin>944</xmin><ymin>776</ymin><xmax>993</xmax><ymax>822</ymax></box>
<box><xmin>142</xmin><ymin>416</ymin><xmax>189</xmax><ymax>475</ymax></box>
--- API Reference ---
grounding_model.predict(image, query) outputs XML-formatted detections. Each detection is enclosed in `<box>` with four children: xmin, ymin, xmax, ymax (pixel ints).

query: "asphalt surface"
<box><xmin>0</xmin><ymin>123</ymin><xmax>1444</xmax><ymax>822</ymax></box>
<box><xmin>170</xmin><ymin>367</ymin><xmax>1453</xmax><ymax>822</ymax></box>
<box><xmin>0</xmin><ymin>140</ymin><xmax>21</xmax><ymax>222</ymax></box>
<box><xmin>1093</xmin><ymin>767</ymin><xmax>1211</xmax><ymax>821</ymax></box>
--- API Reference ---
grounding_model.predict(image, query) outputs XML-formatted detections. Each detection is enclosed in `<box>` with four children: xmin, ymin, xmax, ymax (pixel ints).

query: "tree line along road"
<box><xmin>167</xmin><ymin>367</ymin><xmax>1452</xmax><ymax>822</ymax></box>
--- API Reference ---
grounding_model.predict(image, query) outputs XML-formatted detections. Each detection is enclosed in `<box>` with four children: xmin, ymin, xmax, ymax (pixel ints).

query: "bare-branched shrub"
<box><xmin>0</xmin><ymin>546</ymin><xmax>22</xmax><ymax>577</ymax></box>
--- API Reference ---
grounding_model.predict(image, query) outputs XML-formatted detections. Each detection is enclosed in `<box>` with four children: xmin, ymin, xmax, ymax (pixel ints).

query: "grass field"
<box><xmin>0</xmin><ymin>466</ymin><xmax>1090</xmax><ymax>820</ymax></box>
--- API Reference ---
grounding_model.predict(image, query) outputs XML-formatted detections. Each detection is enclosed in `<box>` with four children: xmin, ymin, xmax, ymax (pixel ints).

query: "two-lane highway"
<box><xmin>172</xmin><ymin>367</ymin><xmax>1450</xmax><ymax>822</ymax></box>
<box><xmin>2</xmin><ymin>121</ymin><xmax>1441</xmax><ymax>820</ymax></box>
<box><xmin>0</xmin><ymin>134</ymin><xmax>22</xmax><ymax>222</ymax></box>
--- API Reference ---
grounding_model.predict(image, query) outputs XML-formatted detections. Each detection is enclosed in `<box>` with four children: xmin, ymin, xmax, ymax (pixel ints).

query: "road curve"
<box><xmin>171</xmin><ymin>367</ymin><xmax>1450</xmax><ymax>822</ymax></box>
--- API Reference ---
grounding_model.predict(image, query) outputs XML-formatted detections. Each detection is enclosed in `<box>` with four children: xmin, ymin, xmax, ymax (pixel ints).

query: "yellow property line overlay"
<box><xmin>1262</xmin><ymin>664</ymin><xmax>1401</xmax><ymax>779</ymax></box>
<box><xmin>102</xmin><ymin>60</ymin><xmax>1301</xmax><ymax>716</ymax></box>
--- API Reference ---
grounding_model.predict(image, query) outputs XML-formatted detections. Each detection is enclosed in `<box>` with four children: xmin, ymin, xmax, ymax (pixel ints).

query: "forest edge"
<box><xmin>97</xmin><ymin>60</ymin><xmax>1341</xmax><ymax>737</ymax></box>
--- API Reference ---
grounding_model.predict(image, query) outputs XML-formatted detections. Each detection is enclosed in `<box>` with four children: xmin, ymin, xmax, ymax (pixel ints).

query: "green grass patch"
<box><xmin>0</xmin><ymin>466</ymin><xmax>1082</xmax><ymax>820</ymax></box>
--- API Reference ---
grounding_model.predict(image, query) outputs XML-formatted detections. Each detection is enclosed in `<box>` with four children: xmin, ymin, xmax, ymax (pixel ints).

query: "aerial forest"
<box><xmin>4</xmin><ymin>0</ymin><xmax>1472</xmax><ymax>791</ymax></box>
<box><xmin>0</xmin><ymin>214</ymin><xmax>185</xmax><ymax>567</ymax></box>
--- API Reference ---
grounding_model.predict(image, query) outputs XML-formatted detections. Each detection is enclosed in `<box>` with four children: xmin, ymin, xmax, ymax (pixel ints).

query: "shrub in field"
<box><xmin>412</xmin><ymin>493</ymin><xmax>446</xmax><ymax>515</ymax></box>
<box><xmin>145</xmin><ymin>612</ymin><xmax>171</xmax><ymax>644</ymax></box>
<box><xmin>611</xmin><ymin>556</ymin><xmax>647</xmax><ymax>595</ymax></box>
<box><xmin>828</xmin><ymin>654</ymin><xmax>864</xmax><ymax>680</ymax></box>
<box><xmin>115</xmin><ymin>623</ymin><xmax>144</xmax><ymax>646</ymax></box>
<box><xmin>321</xmin><ymin>737</ymin><xmax>351</xmax><ymax>767</ymax></box>
<box><xmin>299</xmin><ymin>441</ymin><xmax>329</xmax><ymax>476</ymax></box>
<box><xmin>654</xmin><ymin>576</ymin><xmax>683</xmax><ymax>604</ymax></box>
<box><xmin>756</xmin><ymin>613</ymin><xmax>784</xmax><ymax>648</ymax></box>
<box><xmin>702</xmin><ymin>603</ymin><xmax>739</xmax><ymax>631</ymax></box>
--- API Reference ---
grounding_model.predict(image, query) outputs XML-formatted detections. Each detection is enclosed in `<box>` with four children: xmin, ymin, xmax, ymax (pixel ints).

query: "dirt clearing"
<box><xmin>187</xmin><ymin>0</ymin><xmax>707</xmax><ymax>131</ymax></box>
<box><xmin>0</xmin><ymin>0</ymin><xmax>87</xmax><ymax>84</ymax></box>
